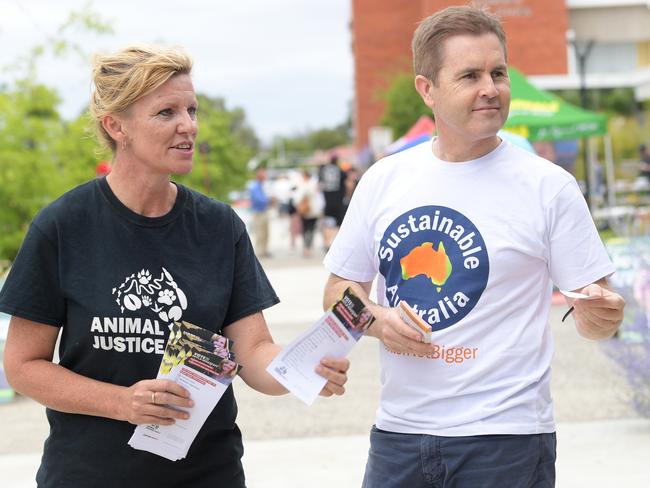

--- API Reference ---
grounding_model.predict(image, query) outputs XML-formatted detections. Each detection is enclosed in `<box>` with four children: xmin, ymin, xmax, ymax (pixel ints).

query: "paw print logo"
<box><xmin>113</xmin><ymin>267</ymin><xmax>188</xmax><ymax>330</ymax></box>
<box><xmin>158</xmin><ymin>289</ymin><xmax>176</xmax><ymax>305</ymax></box>
<box><xmin>138</xmin><ymin>269</ymin><xmax>152</xmax><ymax>285</ymax></box>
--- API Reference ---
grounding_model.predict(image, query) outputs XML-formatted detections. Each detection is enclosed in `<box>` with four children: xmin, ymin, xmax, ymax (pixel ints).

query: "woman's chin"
<box><xmin>172</xmin><ymin>163</ymin><xmax>194</xmax><ymax>176</ymax></box>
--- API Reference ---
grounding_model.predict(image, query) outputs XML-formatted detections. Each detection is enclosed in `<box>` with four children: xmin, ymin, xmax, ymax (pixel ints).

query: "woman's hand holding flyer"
<box><xmin>128</xmin><ymin>321</ymin><xmax>241</xmax><ymax>461</ymax></box>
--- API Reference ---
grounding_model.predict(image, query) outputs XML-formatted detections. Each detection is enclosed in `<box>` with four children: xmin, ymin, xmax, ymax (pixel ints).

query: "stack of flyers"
<box><xmin>267</xmin><ymin>287</ymin><xmax>375</xmax><ymax>405</ymax></box>
<box><xmin>398</xmin><ymin>300</ymin><xmax>432</xmax><ymax>343</ymax></box>
<box><xmin>128</xmin><ymin>321</ymin><xmax>242</xmax><ymax>461</ymax></box>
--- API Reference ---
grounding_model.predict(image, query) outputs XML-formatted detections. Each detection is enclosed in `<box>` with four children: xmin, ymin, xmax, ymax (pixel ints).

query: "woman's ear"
<box><xmin>101</xmin><ymin>114</ymin><xmax>128</xmax><ymax>147</ymax></box>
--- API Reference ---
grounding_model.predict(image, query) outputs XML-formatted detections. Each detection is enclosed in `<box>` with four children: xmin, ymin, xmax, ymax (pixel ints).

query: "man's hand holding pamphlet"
<box><xmin>399</xmin><ymin>300</ymin><xmax>432</xmax><ymax>343</ymax></box>
<box><xmin>266</xmin><ymin>288</ymin><xmax>375</xmax><ymax>405</ymax></box>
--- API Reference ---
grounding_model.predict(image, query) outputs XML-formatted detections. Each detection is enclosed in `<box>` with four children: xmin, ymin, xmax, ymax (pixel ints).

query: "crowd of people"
<box><xmin>247</xmin><ymin>157</ymin><xmax>360</xmax><ymax>259</ymax></box>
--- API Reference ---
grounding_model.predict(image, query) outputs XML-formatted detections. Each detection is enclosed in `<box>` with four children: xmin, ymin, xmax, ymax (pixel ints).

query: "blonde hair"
<box><xmin>412</xmin><ymin>4</ymin><xmax>506</xmax><ymax>85</ymax></box>
<box><xmin>90</xmin><ymin>45</ymin><xmax>193</xmax><ymax>151</ymax></box>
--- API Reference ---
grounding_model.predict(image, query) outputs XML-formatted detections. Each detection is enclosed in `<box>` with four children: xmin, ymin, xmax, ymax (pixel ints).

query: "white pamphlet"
<box><xmin>266</xmin><ymin>288</ymin><xmax>374</xmax><ymax>405</ymax></box>
<box><xmin>128</xmin><ymin>322</ymin><xmax>240</xmax><ymax>461</ymax></box>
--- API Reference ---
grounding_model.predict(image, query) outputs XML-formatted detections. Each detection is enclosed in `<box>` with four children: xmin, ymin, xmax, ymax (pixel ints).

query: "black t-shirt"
<box><xmin>0</xmin><ymin>178</ymin><xmax>279</xmax><ymax>487</ymax></box>
<box><xmin>318</xmin><ymin>164</ymin><xmax>347</xmax><ymax>221</ymax></box>
<box><xmin>318</xmin><ymin>164</ymin><xmax>346</xmax><ymax>196</ymax></box>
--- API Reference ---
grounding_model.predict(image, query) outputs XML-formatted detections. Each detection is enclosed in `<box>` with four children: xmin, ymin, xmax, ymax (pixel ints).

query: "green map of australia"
<box><xmin>400</xmin><ymin>242</ymin><xmax>453</xmax><ymax>292</ymax></box>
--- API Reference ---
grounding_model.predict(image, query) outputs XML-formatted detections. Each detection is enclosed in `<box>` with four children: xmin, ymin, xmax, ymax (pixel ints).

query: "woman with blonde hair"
<box><xmin>0</xmin><ymin>45</ymin><xmax>349</xmax><ymax>487</ymax></box>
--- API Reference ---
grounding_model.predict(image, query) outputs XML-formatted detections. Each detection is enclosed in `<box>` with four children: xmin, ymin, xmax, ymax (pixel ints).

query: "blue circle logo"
<box><xmin>378</xmin><ymin>206</ymin><xmax>489</xmax><ymax>331</ymax></box>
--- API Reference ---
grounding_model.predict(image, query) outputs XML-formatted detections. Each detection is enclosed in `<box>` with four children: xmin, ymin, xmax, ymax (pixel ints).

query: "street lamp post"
<box><xmin>570</xmin><ymin>37</ymin><xmax>595</xmax><ymax>207</ymax></box>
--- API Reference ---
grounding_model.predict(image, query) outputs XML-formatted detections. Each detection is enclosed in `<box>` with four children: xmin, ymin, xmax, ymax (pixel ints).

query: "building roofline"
<box><xmin>568</xmin><ymin>0</ymin><xmax>650</xmax><ymax>9</ymax></box>
<box><xmin>528</xmin><ymin>67</ymin><xmax>650</xmax><ymax>100</ymax></box>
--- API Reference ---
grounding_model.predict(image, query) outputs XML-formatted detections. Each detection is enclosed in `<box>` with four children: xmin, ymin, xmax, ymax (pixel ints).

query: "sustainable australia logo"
<box><xmin>379</xmin><ymin>206</ymin><xmax>489</xmax><ymax>331</ymax></box>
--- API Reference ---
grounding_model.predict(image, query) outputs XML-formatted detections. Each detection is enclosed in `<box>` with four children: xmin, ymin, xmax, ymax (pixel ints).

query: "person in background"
<box><xmin>286</xmin><ymin>171</ymin><xmax>303</xmax><ymax>252</ymax></box>
<box><xmin>0</xmin><ymin>45</ymin><xmax>349</xmax><ymax>488</ymax></box>
<box><xmin>249</xmin><ymin>168</ymin><xmax>272</xmax><ymax>258</ymax></box>
<box><xmin>322</xmin><ymin>6</ymin><xmax>624</xmax><ymax>487</ymax></box>
<box><xmin>318</xmin><ymin>154</ymin><xmax>347</xmax><ymax>251</ymax></box>
<box><xmin>342</xmin><ymin>165</ymin><xmax>360</xmax><ymax>219</ymax></box>
<box><xmin>293</xmin><ymin>169</ymin><xmax>321</xmax><ymax>258</ymax></box>
<box><xmin>272</xmin><ymin>174</ymin><xmax>293</xmax><ymax>217</ymax></box>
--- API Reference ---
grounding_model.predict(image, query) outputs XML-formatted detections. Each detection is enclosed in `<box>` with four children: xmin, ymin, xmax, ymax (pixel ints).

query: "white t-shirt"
<box><xmin>324</xmin><ymin>139</ymin><xmax>615</xmax><ymax>436</ymax></box>
<box><xmin>292</xmin><ymin>177</ymin><xmax>323</xmax><ymax>219</ymax></box>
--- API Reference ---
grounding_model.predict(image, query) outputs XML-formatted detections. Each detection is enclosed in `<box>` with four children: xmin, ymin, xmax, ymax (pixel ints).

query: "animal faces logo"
<box><xmin>112</xmin><ymin>267</ymin><xmax>188</xmax><ymax>329</ymax></box>
<box><xmin>378</xmin><ymin>206</ymin><xmax>489</xmax><ymax>331</ymax></box>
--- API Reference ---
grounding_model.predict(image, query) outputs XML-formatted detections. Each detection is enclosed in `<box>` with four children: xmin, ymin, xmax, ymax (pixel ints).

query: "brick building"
<box><xmin>352</xmin><ymin>0</ymin><xmax>650</xmax><ymax>150</ymax></box>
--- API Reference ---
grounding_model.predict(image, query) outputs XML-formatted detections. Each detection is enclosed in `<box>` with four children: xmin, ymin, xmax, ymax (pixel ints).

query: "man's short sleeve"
<box><xmin>546</xmin><ymin>179</ymin><xmax>615</xmax><ymax>291</ymax></box>
<box><xmin>323</xmin><ymin>171</ymin><xmax>377</xmax><ymax>283</ymax></box>
<box><xmin>0</xmin><ymin>218</ymin><xmax>65</xmax><ymax>327</ymax></box>
<box><xmin>222</xmin><ymin>212</ymin><xmax>279</xmax><ymax>326</ymax></box>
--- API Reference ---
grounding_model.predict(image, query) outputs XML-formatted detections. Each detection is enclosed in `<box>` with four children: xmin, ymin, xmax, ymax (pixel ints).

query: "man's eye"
<box><xmin>463</xmin><ymin>73</ymin><xmax>477</xmax><ymax>80</ymax></box>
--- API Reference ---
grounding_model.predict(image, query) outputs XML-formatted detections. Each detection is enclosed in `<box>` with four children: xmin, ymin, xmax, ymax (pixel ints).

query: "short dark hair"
<box><xmin>412</xmin><ymin>4</ymin><xmax>507</xmax><ymax>84</ymax></box>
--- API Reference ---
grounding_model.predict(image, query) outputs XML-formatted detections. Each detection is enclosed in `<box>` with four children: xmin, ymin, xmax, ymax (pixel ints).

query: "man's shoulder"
<box><xmin>370</xmin><ymin>141</ymin><xmax>432</xmax><ymax>174</ymax></box>
<box><xmin>501</xmin><ymin>142</ymin><xmax>573</xmax><ymax>180</ymax></box>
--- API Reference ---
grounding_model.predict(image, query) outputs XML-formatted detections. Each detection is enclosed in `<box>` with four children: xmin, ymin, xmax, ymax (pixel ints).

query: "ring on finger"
<box><xmin>151</xmin><ymin>391</ymin><xmax>156</xmax><ymax>405</ymax></box>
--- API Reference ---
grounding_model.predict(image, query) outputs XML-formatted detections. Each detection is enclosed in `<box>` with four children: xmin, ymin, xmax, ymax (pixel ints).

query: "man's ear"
<box><xmin>101</xmin><ymin>114</ymin><xmax>128</xmax><ymax>146</ymax></box>
<box><xmin>414</xmin><ymin>75</ymin><xmax>435</xmax><ymax>109</ymax></box>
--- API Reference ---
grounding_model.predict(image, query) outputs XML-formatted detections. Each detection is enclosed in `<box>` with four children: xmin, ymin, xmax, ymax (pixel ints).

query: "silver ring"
<box><xmin>151</xmin><ymin>391</ymin><xmax>156</xmax><ymax>404</ymax></box>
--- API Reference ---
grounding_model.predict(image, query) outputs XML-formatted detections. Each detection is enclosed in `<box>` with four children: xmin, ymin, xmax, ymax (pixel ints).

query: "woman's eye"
<box><xmin>188</xmin><ymin>107</ymin><xmax>197</xmax><ymax>118</ymax></box>
<box><xmin>158</xmin><ymin>108</ymin><xmax>173</xmax><ymax>117</ymax></box>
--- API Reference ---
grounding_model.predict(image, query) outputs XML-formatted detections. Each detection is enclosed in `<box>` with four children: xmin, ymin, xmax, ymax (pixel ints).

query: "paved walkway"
<box><xmin>2</xmin><ymin>419</ymin><xmax>649</xmax><ymax>487</ymax></box>
<box><xmin>1</xmin><ymin>213</ymin><xmax>649</xmax><ymax>486</ymax></box>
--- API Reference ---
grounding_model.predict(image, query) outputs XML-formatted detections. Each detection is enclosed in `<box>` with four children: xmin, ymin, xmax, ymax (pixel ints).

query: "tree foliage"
<box><xmin>261</xmin><ymin>119</ymin><xmax>352</xmax><ymax>168</ymax></box>
<box><xmin>273</xmin><ymin>121</ymin><xmax>351</xmax><ymax>155</ymax></box>
<box><xmin>0</xmin><ymin>6</ymin><xmax>259</xmax><ymax>263</ymax></box>
<box><xmin>175</xmin><ymin>94</ymin><xmax>259</xmax><ymax>201</ymax></box>
<box><xmin>553</xmin><ymin>87</ymin><xmax>639</xmax><ymax>117</ymax></box>
<box><xmin>379</xmin><ymin>72</ymin><xmax>431</xmax><ymax>139</ymax></box>
<box><xmin>0</xmin><ymin>83</ymin><xmax>62</xmax><ymax>259</ymax></box>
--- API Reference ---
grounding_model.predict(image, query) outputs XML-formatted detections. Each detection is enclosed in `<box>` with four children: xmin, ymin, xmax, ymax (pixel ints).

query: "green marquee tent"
<box><xmin>503</xmin><ymin>68</ymin><xmax>607</xmax><ymax>141</ymax></box>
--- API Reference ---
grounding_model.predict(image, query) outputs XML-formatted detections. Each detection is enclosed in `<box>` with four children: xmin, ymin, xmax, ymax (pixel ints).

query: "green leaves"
<box><xmin>0</xmin><ymin>5</ymin><xmax>258</xmax><ymax>263</ymax></box>
<box><xmin>379</xmin><ymin>72</ymin><xmax>431</xmax><ymax>140</ymax></box>
<box><xmin>174</xmin><ymin>94</ymin><xmax>259</xmax><ymax>201</ymax></box>
<box><xmin>0</xmin><ymin>83</ymin><xmax>63</xmax><ymax>259</ymax></box>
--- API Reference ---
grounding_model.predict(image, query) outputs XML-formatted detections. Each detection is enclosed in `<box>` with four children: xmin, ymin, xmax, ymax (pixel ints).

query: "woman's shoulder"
<box><xmin>34</xmin><ymin>180</ymin><xmax>100</xmax><ymax>224</ymax></box>
<box><xmin>179</xmin><ymin>184</ymin><xmax>246</xmax><ymax>235</ymax></box>
<box><xmin>180</xmin><ymin>184</ymin><xmax>234</xmax><ymax>217</ymax></box>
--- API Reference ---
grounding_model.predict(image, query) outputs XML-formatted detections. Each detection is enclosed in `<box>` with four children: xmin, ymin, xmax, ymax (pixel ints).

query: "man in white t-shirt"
<box><xmin>323</xmin><ymin>6</ymin><xmax>625</xmax><ymax>488</ymax></box>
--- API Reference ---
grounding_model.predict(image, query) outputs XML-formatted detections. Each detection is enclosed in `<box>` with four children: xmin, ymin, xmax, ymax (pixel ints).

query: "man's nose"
<box><xmin>479</xmin><ymin>75</ymin><xmax>499</xmax><ymax>98</ymax></box>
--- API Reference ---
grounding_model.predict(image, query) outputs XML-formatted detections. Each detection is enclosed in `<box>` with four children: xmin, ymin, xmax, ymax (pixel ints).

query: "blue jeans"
<box><xmin>362</xmin><ymin>426</ymin><xmax>556</xmax><ymax>488</ymax></box>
